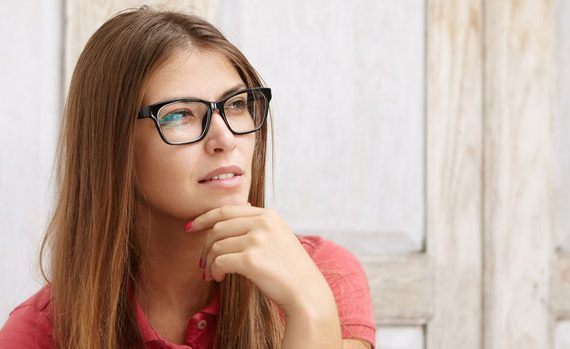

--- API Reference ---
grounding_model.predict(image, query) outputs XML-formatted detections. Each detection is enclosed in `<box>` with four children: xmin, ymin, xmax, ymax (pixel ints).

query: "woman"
<box><xmin>0</xmin><ymin>7</ymin><xmax>375</xmax><ymax>349</ymax></box>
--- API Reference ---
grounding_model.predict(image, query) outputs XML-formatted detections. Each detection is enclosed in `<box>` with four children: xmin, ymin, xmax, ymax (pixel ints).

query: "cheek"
<box><xmin>134</xmin><ymin>128</ymin><xmax>200</xmax><ymax>215</ymax></box>
<box><xmin>135</xmin><ymin>151</ymin><xmax>202</xmax><ymax>218</ymax></box>
<box><xmin>242</xmin><ymin>136</ymin><xmax>256</xmax><ymax>179</ymax></box>
<box><xmin>247</xmin><ymin>133</ymin><xmax>257</xmax><ymax>161</ymax></box>
<box><xmin>133</xmin><ymin>125</ymin><xmax>258</xmax><ymax>217</ymax></box>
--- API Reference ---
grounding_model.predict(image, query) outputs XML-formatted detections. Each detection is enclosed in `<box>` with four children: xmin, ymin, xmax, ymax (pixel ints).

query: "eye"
<box><xmin>159</xmin><ymin>109</ymin><xmax>196</xmax><ymax>127</ymax></box>
<box><xmin>227</xmin><ymin>97</ymin><xmax>247</xmax><ymax>111</ymax></box>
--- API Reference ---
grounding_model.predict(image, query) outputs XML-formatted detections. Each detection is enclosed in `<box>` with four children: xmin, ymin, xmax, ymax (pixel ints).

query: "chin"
<box><xmin>206</xmin><ymin>195</ymin><xmax>248</xmax><ymax>208</ymax></box>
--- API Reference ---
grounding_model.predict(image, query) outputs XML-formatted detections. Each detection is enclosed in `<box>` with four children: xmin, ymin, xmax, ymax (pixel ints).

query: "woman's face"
<box><xmin>134</xmin><ymin>48</ymin><xmax>256</xmax><ymax>222</ymax></box>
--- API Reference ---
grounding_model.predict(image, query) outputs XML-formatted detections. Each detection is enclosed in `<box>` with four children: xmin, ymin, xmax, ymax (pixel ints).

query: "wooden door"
<box><xmin>61</xmin><ymin>0</ymin><xmax>569</xmax><ymax>348</ymax></box>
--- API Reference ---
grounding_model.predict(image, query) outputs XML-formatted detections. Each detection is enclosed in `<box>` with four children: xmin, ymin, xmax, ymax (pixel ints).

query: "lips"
<box><xmin>198</xmin><ymin>165</ymin><xmax>244</xmax><ymax>183</ymax></box>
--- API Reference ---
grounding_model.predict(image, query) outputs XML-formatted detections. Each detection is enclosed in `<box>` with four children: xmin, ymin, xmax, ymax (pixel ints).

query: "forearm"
<box><xmin>280</xmin><ymin>290</ymin><xmax>342</xmax><ymax>349</ymax></box>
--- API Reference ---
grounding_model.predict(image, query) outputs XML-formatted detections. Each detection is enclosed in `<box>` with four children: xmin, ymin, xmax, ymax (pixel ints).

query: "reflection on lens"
<box><xmin>158</xmin><ymin>101</ymin><xmax>206</xmax><ymax>143</ymax></box>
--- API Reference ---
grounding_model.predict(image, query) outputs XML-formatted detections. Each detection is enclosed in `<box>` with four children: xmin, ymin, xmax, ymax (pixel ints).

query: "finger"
<box><xmin>191</xmin><ymin>205</ymin><xmax>264</xmax><ymax>232</ymax></box>
<box><xmin>209</xmin><ymin>252</ymin><xmax>250</xmax><ymax>282</ymax></box>
<box><xmin>204</xmin><ymin>235</ymin><xmax>250</xmax><ymax>280</ymax></box>
<box><xmin>200</xmin><ymin>217</ymin><xmax>256</xmax><ymax>264</ymax></box>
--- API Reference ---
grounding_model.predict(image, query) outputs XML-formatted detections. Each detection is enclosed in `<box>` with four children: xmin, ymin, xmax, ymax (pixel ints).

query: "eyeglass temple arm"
<box><xmin>138</xmin><ymin>106</ymin><xmax>152</xmax><ymax>118</ymax></box>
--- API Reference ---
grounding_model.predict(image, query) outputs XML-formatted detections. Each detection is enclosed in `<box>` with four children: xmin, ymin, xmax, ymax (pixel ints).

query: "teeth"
<box><xmin>210</xmin><ymin>173</ymin><xmax>236</xmax><ymax>181</ymax></box>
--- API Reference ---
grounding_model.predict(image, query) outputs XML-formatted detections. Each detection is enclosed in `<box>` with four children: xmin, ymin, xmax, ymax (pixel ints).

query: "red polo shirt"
<box><xmin>0</xmin><ymin>235</ymin><xmax>376</xmax><ymax>348</ymax></box>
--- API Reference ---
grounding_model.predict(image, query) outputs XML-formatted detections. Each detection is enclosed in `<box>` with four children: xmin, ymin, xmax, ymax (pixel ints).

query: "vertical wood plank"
<box><xmin>64</xmin><ymin>0</ymin><xmax>215</xmax><ymax>90</ymax></box>
<box><xmin>551</xmin><ymin>256</ymin><xmax>570</xmax><ymax>320</ymax></box>
<box><xmin>426</xmin><ymin>1</ymin><xmax>483</xmax><ymax>348</ymax></box>
<box><xmin>556</xmin><ymin>0</ymin><xmax>570</xmax><ymax>253</ymax></box>
<box><xmin>0</xmin><ymin>0</ymin><xmax>62</xmax><ymax>324</ymax></box>
<box><xmin>483</xmin><ymin>1</ymin><xmax>555</xmax><ymax>348</ymax></box>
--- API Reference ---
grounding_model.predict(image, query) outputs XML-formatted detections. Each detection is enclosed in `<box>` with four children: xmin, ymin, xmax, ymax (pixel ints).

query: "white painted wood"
<box><xmin>556</xmin><ymin>0</ymin><xmax>570</xmax><ymax>253</ymax></box>
<box><xmin>63</xmin><ymin>0</ymin><xmax>215</xmax><ymax>91</ymax></box>
<box><xmin>212</xmin><ymin>0</ymin><xmax>426</xmax><ymax>254</ymax></box>
<box><xmin>362</xmin><ymin>255</ymin><xmax>433</xmax><ymax>326</ymax></box>
<box><xmin>552</xmin><ymin>256</ymin><xmax>570</xmax><ymax>320</ymax></box>
<box><xmin>377</xmin><ymin>327</ymin><xmax>424</xmax><ymax>349</ymax></box>
<box><xmin>555</xmin><ymin>321</ymin><xmax>570</xmax><ymax>349</ymax></box>
<box><xmin>483</xmin><ymin>1</ymin><xmax>555</xmax><ymax>348</ymax></box>
<box><xmin>425</xmin><ymin>1</ymin><xmax>483</xmax><ymax>348</ymax></box>
<box><xmin>0</xmin><ymin>0</ymin><xmax>62</xmax><ymax>325</ymax></box>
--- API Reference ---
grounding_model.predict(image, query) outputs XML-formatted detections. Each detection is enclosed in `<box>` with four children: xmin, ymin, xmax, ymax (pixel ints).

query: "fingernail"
<box><xmin>199</xmin><ymin>257</ymin><xmax>205</xmax><ymax>269</ymax></box>
<box><xmin>184</xmin><ymin>220</ymin><xmax>193</xmax><ymax>232</ymax></box>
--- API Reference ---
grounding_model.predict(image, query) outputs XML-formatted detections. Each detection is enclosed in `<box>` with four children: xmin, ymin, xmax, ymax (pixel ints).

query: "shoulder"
<box><xmin>0</xmin><ymin>286</ymin><xmax>53</xmax><ymax>348</ymax></box>
<box><xmin>296</xmin><ymin>234</ymin><xmax>365</xmax><ymax>276</ymax></box>
<box><xmin>296</xmin><ymin>234</ymin><xmax>377</xmax><ymax>348</ymax></box>
<box><xmin>296</xmin><ymin>234</ymin><xmax>371</xmax><ymax>301</ymax></box>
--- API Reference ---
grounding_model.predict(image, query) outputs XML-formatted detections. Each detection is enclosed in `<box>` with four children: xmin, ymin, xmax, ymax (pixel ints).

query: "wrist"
<box><xmin>283</xmin><ymin>277</ymin><xmax>338</xmax><ymax>319</ymax></box>
<box><xmin>281</xmin><ymin>290</ymin><xmax>342</xmax><ymax>349</ymax></box>
<box><xmin>283</xmin><ymin>282</ymin><xmax>339</xmax><ymax>323</ymax></box>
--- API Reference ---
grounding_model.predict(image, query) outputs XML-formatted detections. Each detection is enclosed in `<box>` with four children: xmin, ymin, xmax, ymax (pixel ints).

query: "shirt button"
<box><xmin>197</xmin><ymin>319</ymin><xmax>208</xmax><ymax>330</ymax></box>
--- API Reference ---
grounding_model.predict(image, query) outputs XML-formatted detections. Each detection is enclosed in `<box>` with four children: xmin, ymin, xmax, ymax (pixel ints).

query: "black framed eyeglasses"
<box><xmin>137</xmin><ymin>87</ymin><xmax>271</xmax><ymax>145</ymax></box>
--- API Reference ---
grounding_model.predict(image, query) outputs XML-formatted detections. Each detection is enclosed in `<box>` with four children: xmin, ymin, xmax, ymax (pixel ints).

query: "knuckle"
<box><xmin>211</xmin><ymin>255</ymin><xmax>223</xmax><ymax>270</ymax></box>
<box><xmin>212</xmin><ymin>221</ymin><xmax>224</xmax><ymax>232</ymax></box>
<box><xmin>219</xmin><ymin>206</ymin><xmax>229</xmax><ymax>216</ymax></box>
<box><xmin>242</xmin><ymin>250</ymin><xmax>257</xmax><ymax>268</ymax></box>
<box><xmin>210</xmin><ymin>241</ymin><xmax>222</xmax><ymax>255</ymax></box>
<box><xmin>260</xmin><ymin>215</ymin><xmax>272</xmax><ymax>227</ymax></box>
<box><xmin>249</xmin><ymin>230</ymin><xmax>265</xmax><ymax>246</ymax></box>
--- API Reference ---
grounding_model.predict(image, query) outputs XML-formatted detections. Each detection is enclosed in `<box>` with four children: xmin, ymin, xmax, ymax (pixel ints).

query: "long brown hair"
<box><xmin>40</xmin><ymin>7</ymin><xmax>282</xmax><ymax>348</ymax></box>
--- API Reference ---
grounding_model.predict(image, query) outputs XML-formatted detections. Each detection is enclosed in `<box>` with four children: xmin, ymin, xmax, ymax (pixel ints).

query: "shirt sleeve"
<box><xmin>0</xmin><ymin>289</ymin><xmax>53</xmax><ymax>349</ymax></box>
<box><xmin>299</xmin><ymin>235</ymin><xmax>377</xmax><ymax>348</ymax></box>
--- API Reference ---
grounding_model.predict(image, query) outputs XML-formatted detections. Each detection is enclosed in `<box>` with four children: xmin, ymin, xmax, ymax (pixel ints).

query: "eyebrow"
<box><xmin>150</xmin><ymin>84</ymin><xmax>248</xmax><ymax>106</ymax></box>
<box><xmin>218</xmin><ymin>84</ymin><xmax>248</xmax><ymax>100</ymax></box>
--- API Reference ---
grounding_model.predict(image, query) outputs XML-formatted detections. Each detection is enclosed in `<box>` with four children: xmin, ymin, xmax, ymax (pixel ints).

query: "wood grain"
<box><xmin>483</xmin><ymin>0</ymin><xmax>555</xmax><ymax>348</ymax></box>
<box><xmin>361</xmin><ymin>255</ymin><xmax>433</xmax><ymax>326</ymax></box>
<box><xmin>556</xmin><ymin>0</ymin><xmax>570</xmax><ymax>254</ymax></box>
<box><xmin>552</xmin><ymin>255</ymin><xmax>570</xmax><ymax>320</ymax></box>
<box><xmin>63</xmin><ymin>0</ymin><xmax>214</xmax><ymax>91</ymax></box>
<box><xmin>426</xmin><ymin>1</ymin><xmax>483</xmax><ymax>348</ymax></box>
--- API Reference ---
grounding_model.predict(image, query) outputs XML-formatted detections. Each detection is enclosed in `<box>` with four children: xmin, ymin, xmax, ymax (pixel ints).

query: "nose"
<box><xmin>203</xmin><ymin>109</ymin><xmax>236</xmax><ymax>153</ymax></box>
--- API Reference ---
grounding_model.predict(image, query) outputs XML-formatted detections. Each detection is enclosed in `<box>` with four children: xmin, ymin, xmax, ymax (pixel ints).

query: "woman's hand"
<box><xmin>187</xmin><ymin>203</ymin><xmax>344</xmax><ymax>348</ymax></box>
<box><xmin>187</xmin><ymin>203</ymin><xmax>337</xmax><ymax>319</ymax></box>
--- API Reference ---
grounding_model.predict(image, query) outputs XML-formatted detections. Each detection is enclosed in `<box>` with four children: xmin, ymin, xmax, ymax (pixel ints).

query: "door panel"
<box><xmin>213</xmin><ymin>0</ymin><xmax>426</xmax><ymax>256</ymax></box>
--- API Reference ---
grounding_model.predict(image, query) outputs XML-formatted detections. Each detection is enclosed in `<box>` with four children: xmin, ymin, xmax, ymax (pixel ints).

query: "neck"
<box><xmin>134</xmin><ymin>205</ymin><xmax>214</xmax><ymax>318</ymax></box>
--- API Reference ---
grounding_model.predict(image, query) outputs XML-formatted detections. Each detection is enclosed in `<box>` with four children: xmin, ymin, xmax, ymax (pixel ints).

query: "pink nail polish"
<box><xmin>184</xmin><ymin>220</ymin><xmax>193</xmax><ymax>231</ymax></box>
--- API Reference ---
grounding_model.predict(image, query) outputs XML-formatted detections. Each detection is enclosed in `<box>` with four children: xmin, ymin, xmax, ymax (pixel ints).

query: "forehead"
<box><xmin>142</xmin><ymin>48</ymin><xmax>245</xmax><ymax>105</ymax></box>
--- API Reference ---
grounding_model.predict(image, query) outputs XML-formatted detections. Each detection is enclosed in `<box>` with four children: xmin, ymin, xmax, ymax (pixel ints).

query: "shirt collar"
<box><xmin>128</xmin><ymin>281</ymin><xmax>220</xmax><ymax>343</ymax></box>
